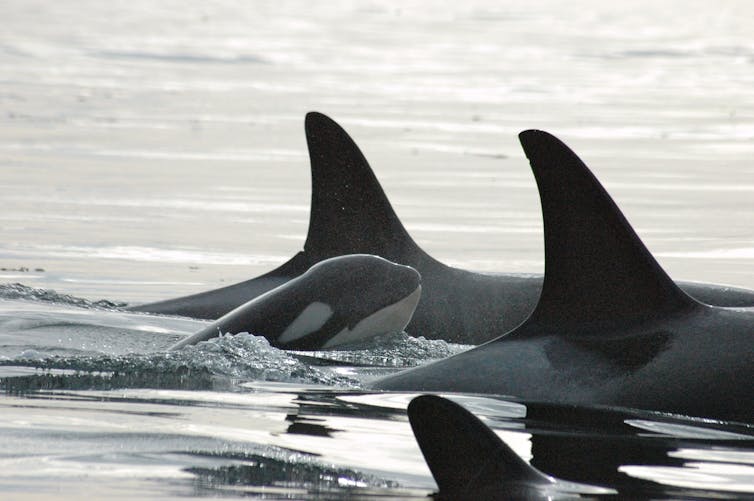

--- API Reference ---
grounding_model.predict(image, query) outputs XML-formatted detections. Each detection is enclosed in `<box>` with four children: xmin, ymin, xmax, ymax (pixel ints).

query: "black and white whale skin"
<box><xmin>131</xmin><ymin>113</ymin><xmax>754</xmax><ymax>344</ymax></box>
<box><xmin>169</xmin><ymin>255</ymin><xmax>421</xmax><ymax>351</ymax></box>
<box><xmin>374</xmin><ymin>131</ymin><xmax>754</xmax><ymax>424</ymax></box>
<box><xmin>407</xmin><ymin>395</ymin><xmax>613</xmax><ymax>500</ymax></box>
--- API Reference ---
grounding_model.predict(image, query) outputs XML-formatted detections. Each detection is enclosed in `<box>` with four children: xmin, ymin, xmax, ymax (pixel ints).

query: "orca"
<box><xmin>130</xmin><ymin>112</ymin><xmax>754</xmax><ymax>344</ymax></box>
<box><xmin>373</xmin><ymin>131</ymin><xmax>754</xmax><ymax>424</ymax></box>
<box><xmin>169</xmin><ymin>254</ymin><xmax>421</xmax><ymax>351</ymax></box>
<box><xmin>407</xmin><ymin>395</ymin><xmax>612</xmax><ymax>499</ymax></box>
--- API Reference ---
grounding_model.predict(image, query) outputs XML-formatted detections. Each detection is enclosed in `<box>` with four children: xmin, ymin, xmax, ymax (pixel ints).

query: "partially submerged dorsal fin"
<box><xmin>518</xmin><ymin>130</ymin><xmax>698</xmax><ymax>327</ymax></box>
<box><xmin>303</xmin><ymin>112</ymin><xmax>430</xmax><ymax>262</ymax></box>
<box><xmin>407</xmin><ymin>395</ymin><xmax>550</xmax><ymax>495</ymax></box>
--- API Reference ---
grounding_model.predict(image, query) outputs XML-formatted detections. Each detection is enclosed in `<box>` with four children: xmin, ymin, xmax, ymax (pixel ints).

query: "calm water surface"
<box><xmin>1</xmin><ymin>0</ymin><xmax>753</xmax><ymax>498</ymax></box>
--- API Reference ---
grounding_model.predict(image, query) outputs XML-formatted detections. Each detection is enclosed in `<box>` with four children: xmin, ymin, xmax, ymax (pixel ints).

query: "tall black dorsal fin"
<box><xmin>518</xmin><ymin>130</ymin><xmax>698</xmax><ymax>328</ymax></box>
<box><xmin>303</xmin><ymin>112</ymin><xmax>431</xmax><ymax>262</ymax></box>
<box><xmin>407</xmin><ymin>395</ymin><xmax>551</xmax><ymax>495</ymax></box>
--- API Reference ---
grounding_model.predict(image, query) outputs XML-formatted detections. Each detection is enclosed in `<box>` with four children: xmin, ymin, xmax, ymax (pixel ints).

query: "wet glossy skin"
<box><xmin>170</xmin><ymin>254</ymin><xmax>421</xmax><ymax>351</ymax></box>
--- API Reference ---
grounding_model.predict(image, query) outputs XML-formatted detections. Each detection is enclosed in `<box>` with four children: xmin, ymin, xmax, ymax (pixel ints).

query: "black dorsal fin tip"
<box><xmin>407</xmin><ymin>395</ymin><xmax>549</xmax><ymax>494</ymax></box>
<box><xmin>517</xmin><ymin>130</ymin><xmax>697</xmax><ymax>327</ymax></box>
<box><xmin>303</xmin><ymin>112</ymin><xmax>426</xmax><ymax>261</ymax></box>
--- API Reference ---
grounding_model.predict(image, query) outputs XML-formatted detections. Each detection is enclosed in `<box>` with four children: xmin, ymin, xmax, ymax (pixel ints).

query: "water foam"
<box><xmin>1</xmin><ymin>333</ymin><xmax>359</xmax><ymax>391</ymax></box>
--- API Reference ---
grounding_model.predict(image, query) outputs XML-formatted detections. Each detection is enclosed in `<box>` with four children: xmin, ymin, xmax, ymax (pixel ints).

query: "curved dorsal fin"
<box><xmin>303</xmin><ymin>112</ymin><xmax>430</xmax><ymax>262</ymax></box>
<box><xmin>407</xmin><ymin>395</ymin><xmax>551</xmax><ymax>495</ymax></box>
<box><xmin>518</xmin><ymin>130</ymin><xmax>698</xmax><ymax>328</ymax></box>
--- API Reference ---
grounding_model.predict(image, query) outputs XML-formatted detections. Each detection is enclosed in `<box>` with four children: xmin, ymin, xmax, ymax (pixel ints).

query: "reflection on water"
<box><xmin>2</xmin><ymin>380</ymin><xmax>753</xmax><ymax>499</ymax></box>
<box><xmin>0</xmin><ymin>298</ymin><xmax>752</xmax><ymax>498</ymax></box>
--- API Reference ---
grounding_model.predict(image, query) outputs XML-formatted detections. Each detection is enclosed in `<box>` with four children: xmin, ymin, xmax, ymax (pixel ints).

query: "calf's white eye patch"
<box><xmin>278</xmin><ymin>302</ymin><xmax>334</xmax><ymax>343</ymax></box>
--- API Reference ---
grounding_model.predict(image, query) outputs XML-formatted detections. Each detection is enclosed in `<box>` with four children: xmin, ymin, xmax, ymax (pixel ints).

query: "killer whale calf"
<box><xmin>407</xmin><ymin>395</ymin><xmax>613</xmax><ymax>500</ymax></box>
<box><xmin>169</xmin><ymin>254</ymin><xmax>421</xmax><ymax>351</ymax></box>
<box><xmin>373</xmin><ymin>131</ymin><xmax>754</xmax><ymax>423</ymax></box>
<box><xmin>130</xmin><ymin>112</ymin><xmax>754</xmax><ymax>344</ymax></box>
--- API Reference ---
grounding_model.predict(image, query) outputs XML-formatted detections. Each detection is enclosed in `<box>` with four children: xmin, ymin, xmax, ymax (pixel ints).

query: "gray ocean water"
<box><xmin>2</xmin><ymin>1</ymin><xmax>754</xmax><ymax>499</ymax></box>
